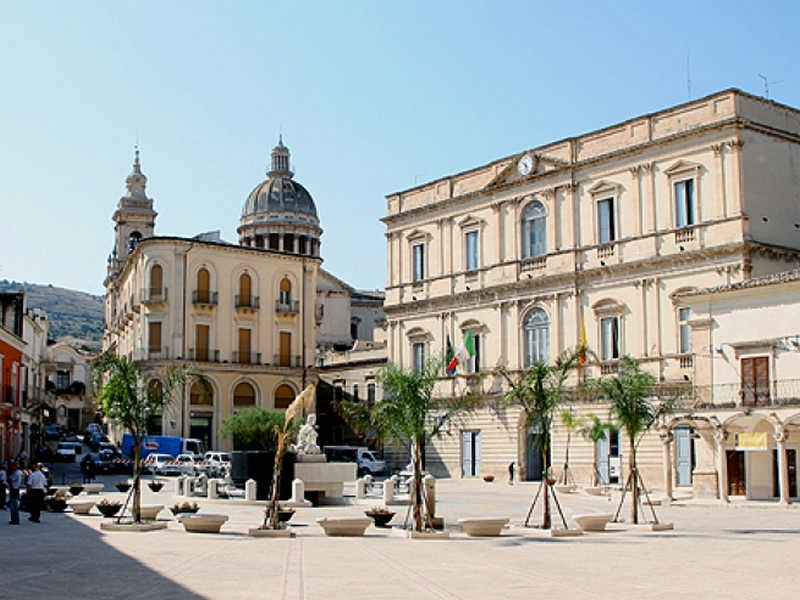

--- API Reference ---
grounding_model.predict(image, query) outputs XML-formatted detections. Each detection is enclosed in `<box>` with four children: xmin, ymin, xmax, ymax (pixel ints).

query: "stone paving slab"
<box><xmin>2</xmin><ymin>472</ymin><xmax>799</xmax><ymax>599</ymax></box>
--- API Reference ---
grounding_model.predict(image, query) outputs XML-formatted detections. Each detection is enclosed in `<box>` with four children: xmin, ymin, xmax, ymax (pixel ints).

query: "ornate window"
<box><xmin>678</xmin><ymin>307</ymin><xmax>691</xmax><ymax>354</ymax></box>
<box><xmin>600</xmin><ymin>316</ymin><xmax>620</xmax><ymax>361</ymax></box>
<box><xmin>233</xmin><ymin>381</ymin><xmax>256</xmax><ymax>407</ymax></box>
<box><xmin>413</xmin><ymin>243</ymin><xmax>425</xmax><ymax>281</ymax></box>
<box><xmin>465</xmin><ymin>230</ymin><xmax>479</xmax><ymax>271</ymax></box>
<box><xmin>274</xmin><ymin>384</ymin><xmax>294</xmax><ymax>409</ymax></box>
<box><xmin>523</xmin><ymin>308</ymin><xmax>549</xmax><ymax>366</ymax></box>
<box><xmin>190</xmin><ymin>380</ymin><xmax>212</xmax><ymax>405</ymax></box>
<box><xmin>522</xmin><ymin>201</ymin><xmax>547</xmax><ymax>258</ymax></box>
<box><xmin>597</xmin><ymin>198</ymin><xmax>616</xmax><ymax>244</ymax></box>
<box><xmin>665</xmin><ymin>161</ymin><xmax>701</xmax><ymax>229</ymax></box>
<box><xmin>279</xmin><ymin>277</ymin><xmax>291</xmax><ymax>305</ymax></box>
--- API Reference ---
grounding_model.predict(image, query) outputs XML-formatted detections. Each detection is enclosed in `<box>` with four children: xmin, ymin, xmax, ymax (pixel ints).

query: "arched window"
<box><xmin>147</xmin><ymin>379</ymin><xmax>162</xmax><ymax>402</ymax></box>
<box><xmin>523</xmin><ymin>308</ymin><xmax>549</xmax><ymax>366</ymax></box>
<box><xmin>274</xmin><ymin>384</ymin><xmax>295</xmax><ymax>409</ymax></box>
<box><xmin>279</xmin><ymin>277</ymin><xmax>291</xmax><ymax>306</ymax></box>
<box><xmin>128</xmin><ymin>231</ymin><xmax>142</xmax><ymax>254</ymax></box>
<box><xmin>233</xmin><ymin>382</ymin><xmax>256</xmax><ymax>407</ymax></box>
<box><xmin>150</xmin><ymin>264</ymin><xmax>163</xmax><ymax>296</ymax></box>
<box><xmin>190</xmin><ymin>380</ymin><xmax>212</xmax><ymax>405</ymax></box>
<box><xmin>239</xmin><ymin>273</ymin><xmax>251</xmax><ymax>300</ymax></box>
<box><xmin>196</xmin><ymin>268</ymin><xmax>210</xmax><ymax>303</ymax></box>
<box><xmin>522</xmin><ymin>201</ymin><xmax>547</xmax><ymax>258</ymax></box>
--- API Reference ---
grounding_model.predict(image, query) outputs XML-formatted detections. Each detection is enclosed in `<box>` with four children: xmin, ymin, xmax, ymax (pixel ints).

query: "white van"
<box><xmin>323</xmin><ymin>446</ymin><xmax>386</xmax><ymax>476</ymax></box>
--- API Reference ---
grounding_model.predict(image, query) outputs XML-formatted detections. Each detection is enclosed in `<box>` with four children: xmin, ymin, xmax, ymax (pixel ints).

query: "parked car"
<box><xmin>173</xmin><ymin>453</ymin><xmax>197</xmax><ymax>475</ymax></box>
<box><xmin>200</xmin><ymin>452</ymin><xmax>231</xmax><ymax>477</ymax></box>
<box><xmin>87</xmin><ymin>432</ymin><xmax>111</xmax><ymax>451</ymax></box>
<box><xmin>323</xmin><ymin>446</ymin><xmax>387</xmax><ymax>476</ymax></box>
<box><xmin>81</xmin><ymin>452</ymin><xmax>113</xmax><ymax>474</ymax></box>
<box><xmin>142</xmin><ymin>453</ymin><xmax>176</xmax><ymax>475</ymax></box>
<box><xmin>44</xmin><ymin>423</ymin><xmax>63</xmax><ymax>440</ymax></box>
<box><xmin>62</xmin><ymin>435</ymin><xmax>84</xmax><ymax>454</ymax></box>
<box><xmin>56</xmin><ymin>441</ymin><xmax>80</xmax><ymax>462</ymax></box>
<box><xmin>84</xmin><ymin>423</ymin><xmax>103</xmax><ymax>438</ymax></box>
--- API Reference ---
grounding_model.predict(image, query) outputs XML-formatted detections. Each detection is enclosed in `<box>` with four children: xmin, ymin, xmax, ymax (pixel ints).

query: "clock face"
<box><xmin>518</xmin><ymin>154</ymin><xmax>533</xmax><ymax>176</ymax></box>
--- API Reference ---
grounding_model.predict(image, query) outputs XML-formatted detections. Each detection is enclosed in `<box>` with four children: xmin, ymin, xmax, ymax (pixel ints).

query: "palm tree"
<box><xmin>498</xmin><ymin>349</ymin><xmax>580</xmax><ymax>528</ymax></box>
<box><xmin>91</xmin><ymin>354</ymin><xmax>203</xmax><ymax>523</ymax></box>
<box><xmin>558</xmin><ymin>408</ymin><xmax>585</xmax><ymax>485</ymax></box>
<box><xmin>339</xmin><ymin>357</ymin><xmax>476</xmax><ymax>532</ymax></box>
<box><xmin>589</xmin><ymin>356</ymin><xmax>676</xmax><ymax>523</ymax></box>
<box><xmin>580</xmin><ymin>413</ymin><xmax>618</xmax><ymax>486</ymax></box>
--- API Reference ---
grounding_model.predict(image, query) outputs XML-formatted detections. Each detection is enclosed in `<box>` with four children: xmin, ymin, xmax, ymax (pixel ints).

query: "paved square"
<box><xmin>2</xmin><ymin>475</ymin><xmax>797</xmax><ymax>599</ymax></box>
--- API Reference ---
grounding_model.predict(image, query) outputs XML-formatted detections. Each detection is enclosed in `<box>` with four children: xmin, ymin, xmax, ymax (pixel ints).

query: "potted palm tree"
<box><xmin>498</xmin><ymin>349</ymin><xmax>580</xmax><ymax>529</ymax></box>
<box><xmin>339</xmin><ymin>357</ymin><xmax>477</xmax><ymax>535</ymax></box>
<box><xmin>588</xmin><ymin>356</ymin><xmax>678</xmax><ymax>525</ymax></box>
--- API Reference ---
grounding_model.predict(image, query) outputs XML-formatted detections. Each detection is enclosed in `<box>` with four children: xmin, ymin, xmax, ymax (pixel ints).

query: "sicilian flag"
<box><xmin>578</xmin><ymin>315</ymin><xmax>587</xmax><ymax>365</ymax></box>
<box><xmin>446</xmin><ymin>330</ymin><xmax>476</xmax><ymax>374</ymax></box>
<box><xmin>445</xmin><ymin>335</ymin><xmax>456</xmax><ymax>376</ymax></box>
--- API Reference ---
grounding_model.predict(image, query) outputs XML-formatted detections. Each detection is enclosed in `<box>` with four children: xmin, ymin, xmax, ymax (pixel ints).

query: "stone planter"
<box><xmin>482</xmin><ymin>475</ymin><xmax>495</xmax><ymax>482</ymax></box>
<box><xmin>458</xmin><ymin>517</ymin><xmax>509</xmax><ymax>537</ymax></box>
<box><xmin>365</xmin><ymin>510</ymin><xmax>395</xmax><ymax>528</ymax></box>
<box><xmin>83</xmin><ymin>483</ymin><xmax>104</xmax><ymax>494</ymax></box>
<box><xmin>139</xmin><ymin>504</ymin><xmax>164</xmax><ymax>520</ymax></box>
<box><xmin>573</xmin><ymin>513</ymin><xmax>613</xmax><ymax>532</ymax></box>
<box><xmin>583</xmin><ymin>486</ymin><xmax>606</xmax><ymax>496</ymax></box>
<box><xmin>316</xmin><ymin>516</ymin><xmax>372</xmax><ymax>537</ymax></box>
<box><xmin>115</xmin><ymin>481</ymin><xmax>132</xmax><ymax>493</ymax></box>
<box><xmin>68</xmin><ymin>484</ymin><xmax>84</xmax><ymax>496</ymax></box>
<box><xmin>170</xmin><ymin>503</ymin><xmax>200</xmax><ymax>516</ymax></box>
<box><xmin>68</xmin><ymin>500</ymin><xmax>96</xmax><ymax>515</ymax></box>
<box><xmin>278</xmin><ymin>509</ymin><xmax>295</xmax><ymax>523</ymax></box>
<box><xmin>179</xmin><ymin>513</ymin><xmax>228</xmax><ymax>533</ymax></box>
<box><xmin>97</xmin><ymin>503</ymin><xmax>123</xmax><ymax>518</ymax></box>
<box><xmin>48</xmin><ymin>498</ymin><xmax>69</xmax><ymax>512</ymax></box>
<box><xmin>248</xmin><ymin>527</ymin><xmax>295</xmax><ymax>538</ymax></box>
<box><xmin>147</xmin><ymin>481</ymin><xmax>165</xmax><ymax>493</ymax></box>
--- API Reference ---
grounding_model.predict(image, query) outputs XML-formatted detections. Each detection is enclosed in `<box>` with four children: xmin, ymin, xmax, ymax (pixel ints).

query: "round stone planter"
<box><xmin>139</xmin><ymin>504</ymin><xmax>164</xmax><ymax>520</ymax></box>
<box><xmin>83</xmin><ymin>483</ymin><xmax>104</xmax><ymax>494</ymax></box>
<box><xmin>170</xmin><ymin>503</ymin><xmax>200</xmax><ymax>516</ymax></box>
<box><xmin>68</xmin><ymin>484</ymin><xmax>84</xmax><ymax>496</ymax></box>
<box><xmin>179</xmin><ymin>513</ymin><xmax>229</xmax><ymax>533</ymax></box>
<box><xmin>458</xmin><ymin>517</ymin><xmax>509</xmax><ymax>537</ymax></box>
<box><xmin>317</xmin><ymin>516</ymin><xmax>373</xmax><ymax>537</ymax></box>
<box><xmin>68</xmin><ymin>500</ymin><xmax>96</xmax><ymax>515</ymax></box>
<box><xmin>147</xmin><ymin>481</ymin><xmax>165</xmax><ymax>493</ymax></box>
<box><xmin>97</xmin><ymin>503</ymin><xmax>123</xmax><ymax>518</ymax></box>
<box><xmin>115</xmin><ymin>481</ymin><xmax>132</xmax><ymax>493</ymax></box>
<box><xmin>365</xmin><ymin>510</ymin><xmax>395</xmax><ymax>528</ymax></box>
<box><xmin>278</xmin><ymin>509</ymin><xmax>295</xmax><ymax>523</ymax></box>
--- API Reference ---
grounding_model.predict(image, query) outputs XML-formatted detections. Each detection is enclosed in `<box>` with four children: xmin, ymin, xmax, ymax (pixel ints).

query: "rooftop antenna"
<box><xmin>686</xmin><ymin>53</ymin><xmax>692</xmax><ymax>100</ymax></box>
<box><xmin>758</xmin><ymin>73</ymin><xmax>783</xmax><ymax>100</ymax></box>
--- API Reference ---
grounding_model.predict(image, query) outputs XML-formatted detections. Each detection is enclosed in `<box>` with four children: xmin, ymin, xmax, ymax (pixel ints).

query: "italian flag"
<box><xmin>446</xmin><ymin>330</ymin><xmax>476</xmax><ymax>375</ymax></box>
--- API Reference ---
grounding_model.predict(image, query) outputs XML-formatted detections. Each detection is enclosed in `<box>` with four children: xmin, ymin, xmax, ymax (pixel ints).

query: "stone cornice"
<box><xmin>384</xmin><ymin>241</ymin><xmax>749</xmax><ymax>317</ymax></box>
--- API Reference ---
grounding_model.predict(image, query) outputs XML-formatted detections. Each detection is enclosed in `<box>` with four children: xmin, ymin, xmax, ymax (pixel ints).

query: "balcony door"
<box><xmin>196</xmin><ymin>324</ymin><xmax>209</xmax><ymax>361</ymax></box>
<box><xmin>741</xmin><ymin>356</ymin><xmax>769</xmax><ymax>407</ymax></box>
<box><xmin>279</xmin><ymin>332</ymin><xmax>291</xmax><ymax>366</ymax></box>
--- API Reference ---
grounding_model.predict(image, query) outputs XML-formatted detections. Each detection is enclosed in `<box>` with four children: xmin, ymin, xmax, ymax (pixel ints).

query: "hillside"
<box><xmin>0</xmin><ymin>280</ymin><xmax>104</xmax><ymax>345</ymax></box>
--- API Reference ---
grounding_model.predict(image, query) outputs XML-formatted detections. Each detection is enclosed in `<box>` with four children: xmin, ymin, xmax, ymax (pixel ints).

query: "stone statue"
<box><xmin>292</xmin><ymin>413</ymin><xmax>321</xmax><ymax>455</ymax></box>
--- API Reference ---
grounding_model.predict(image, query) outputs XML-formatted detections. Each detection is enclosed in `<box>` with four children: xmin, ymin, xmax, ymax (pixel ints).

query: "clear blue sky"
<box><xmin>2</xmin><ymin>1</ymin><xmax>799</xmax><ymax>296</ymax></box>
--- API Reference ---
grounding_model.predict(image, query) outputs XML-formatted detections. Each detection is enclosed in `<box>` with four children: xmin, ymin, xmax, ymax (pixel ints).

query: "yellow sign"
<box><xmin>736</xmin><ymin>432</ymin><xmax>769</xmax><ymax>451</ymax></box>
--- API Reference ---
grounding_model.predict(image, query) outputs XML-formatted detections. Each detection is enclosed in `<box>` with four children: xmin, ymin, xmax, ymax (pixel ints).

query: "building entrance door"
<box><xmin>675</xmin><ymin>426</ymin><xmax>694</xmax><ymax>486</ymax></box>
<box><xmin>727</xmin><ymin>450</ymin><xmax>746</xmax><ymax>496</ymax></box>
<box><xmin>773</xmin><ymin>448</ymin><xmax>797</xmax><ymax>498</ymax></box>
<box><xmin>461</xmin><ymin>430</ymin><xmax>481</xmax><ymax>477</ymax></box>
<box><xmin>526</xmin><ymin>428</ymin><xmax>545</xmax><ymax>481</ymax></box>
<box><xmin>190</xmin><ymin>412</ymin><xmax>212</xmax><ymax>452</ymax></box>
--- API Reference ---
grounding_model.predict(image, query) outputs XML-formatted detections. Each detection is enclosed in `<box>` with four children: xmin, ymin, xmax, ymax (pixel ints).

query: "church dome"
<box><xmin>238</xmin><ymin>138</ymin><xmax>322</xmax><ymax>256</ymax></box>
<box><xmin>242</xmin><ymin>177</ymin><xmax>318</xmax><ymax>220</ymax></box>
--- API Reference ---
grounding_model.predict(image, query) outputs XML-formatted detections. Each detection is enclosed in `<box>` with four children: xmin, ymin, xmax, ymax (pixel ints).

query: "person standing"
<box><xmin>26</xmin><ymin>463</ymin><xmax>48</xmax><ymax>523</ymax></box>
<box><xmin>0</xmin><ymin>462</ymin><xmax>7</xmax><ymax>509</ymax></box>
<box><xmin>7</xmin><ymin>461</ymin><xmax>23</xmax><ymax>525</ymax></box>
<box><xmin>508</xmin><ymin>461</ymin><xmax>515</xmax><ymax>485</ymax></box>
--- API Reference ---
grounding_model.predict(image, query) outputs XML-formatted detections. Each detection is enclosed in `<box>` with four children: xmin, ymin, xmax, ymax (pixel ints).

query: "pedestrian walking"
<box><xmin>26</xmin><ymin>462</ymin><xmax>48</xmax><ymax>523</ymax></box>
<box><xmin>0</xmin><ymin>462</ymin><xmax>7</xmax><ymax>509</ymax></box>
<box><xmin>508</xmin><ymin>461</ymin><xmax>515</xmax><ymax>485</ymax></box>
<box><xmin>7</xmin><ymin>461</ymin><xmax>23</xmax><ymax>525</ymax></box>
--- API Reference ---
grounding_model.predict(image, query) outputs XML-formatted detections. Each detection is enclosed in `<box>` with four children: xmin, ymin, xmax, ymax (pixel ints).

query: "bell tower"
<box><xmin>106</xmin><ymin>149</ymin><xmax>157</xmax><ymax>282</ymax></box>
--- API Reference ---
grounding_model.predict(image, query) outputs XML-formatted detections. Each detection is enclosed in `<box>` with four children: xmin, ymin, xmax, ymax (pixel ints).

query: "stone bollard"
<box><xmin>356</xmin><ymin>477</ymin><xmax>367</xmax><ymax>499</ymax></box>
<box><xmin>289</xmin><ymin>478</ymin><xmax>305</xmax><ymax>505</ymax></box>
<box><xmin>382</xmin><ymin>477</ymin><xmax>395</xmax><ymax>504</ymax></box>
<box><xmin>245</xmin><ymin>479</ymin><xmax>257</xmax><ymax>501</ymax></box>
<box><xmin>424</xmin><ymin>474</ymin><xmax>436</xmax><ymax>519</ymax></box>
<box><xmin>208</xmin><ymin>478</ymin><xmax>219</xmax><ymax>499</ymax></box>
<box><xmin>176</xmin><ymin>475</ymin><xmax>185</xmax><ymax>496</ymax></box>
